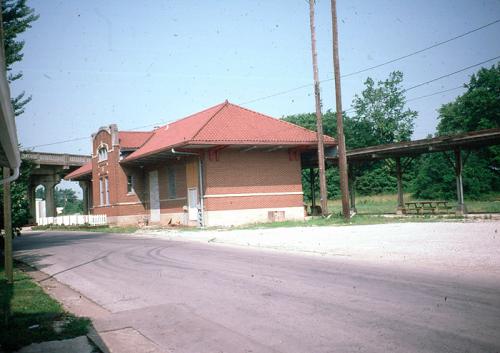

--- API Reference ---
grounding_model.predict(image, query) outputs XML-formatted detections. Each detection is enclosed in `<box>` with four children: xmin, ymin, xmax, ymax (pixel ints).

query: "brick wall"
<box><xmin>89</xmin><ymin>136</ymin><xmax>304</xmax><ymax>225</ymax></box>
<box><xmin>91</xmin><ymin>127</ymin><xmax>148</xmax><ymax>220</ymax></box>
<box><xmin>145</xmin><ymin>160</ymin><xmax>188</xmax><ymax>214</ymax></box>
<box><xmin>90</xmin><ymin>129</ymin><xmax>194</xmax><ymax>224</ymax></box>
<box><xmin>203</xmin><ymin>149</ymin><xmax>303</xmax><ymax>211</ymax></box>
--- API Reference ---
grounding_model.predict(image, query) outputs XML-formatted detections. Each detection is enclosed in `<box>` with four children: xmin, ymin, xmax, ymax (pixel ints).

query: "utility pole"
<box><xmin>308</xmin><ymin>0</ymin><xmax>328</xmax><ymax>216</ymax></box>
<box><xmin>330</xmin><ymin>0</ymin><xmax>350</xmax><ymax>220</ymax></box>
<box><xmin>3</xmin><ymin>167</ymin><xmax>13</xmax><ymax>284</ymax></box>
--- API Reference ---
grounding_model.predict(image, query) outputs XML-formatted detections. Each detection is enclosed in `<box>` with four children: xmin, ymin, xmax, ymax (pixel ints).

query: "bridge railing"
<box><xmin>22</xmin><ymin>152</ymin><xmax>91</xmax><ymax>166</ymax></box>
<box><xmin>37</xmin><ymin>214</ymin><xmax>107</xmax><ymax>227</ymax></box>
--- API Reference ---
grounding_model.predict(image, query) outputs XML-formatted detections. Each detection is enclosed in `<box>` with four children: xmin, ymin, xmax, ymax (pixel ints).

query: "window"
<box><xmin>98</xmin><ymin>146</ymin><xmax>108</xmax><ymax>161</ymax></box>
<box><xmin>167</xmin><ymin>167</ymin><xmax>176</xmax><ymax>199</ymax></box>
<box><xmin>105</xmin><ymin>176</ymin><xmax>110</xmax><ymax>205</ymax></box>
<box><xmin>99</xmin><ymin>178</ymin><xmax>104</xmax><ymax>206</ymax></box>
<box><xmin>127</xmin><ymin>175</ymin><xmax>135</xmax><ymax>194</ymax></box>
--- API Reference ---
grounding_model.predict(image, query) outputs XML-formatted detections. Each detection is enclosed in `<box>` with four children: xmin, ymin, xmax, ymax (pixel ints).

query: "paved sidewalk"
<box><xmin>13</xmin><ymin>226</ymin><xmax>500</xmax><ymax>353</ymax></box>
<box><xmin>14</xmin><ymin>336</ymin><xmax>94</xmax><ymax>353</ymax></box>
<box><xmin>22</xmin><ymin>265</ymin><xmax>163</xmax><ymax>353</ymax></box>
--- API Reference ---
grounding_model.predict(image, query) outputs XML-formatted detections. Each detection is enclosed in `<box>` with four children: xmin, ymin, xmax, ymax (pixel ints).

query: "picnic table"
<box><xmin>404</xmin><ymin>201</ymin><xmax>453</xmax><ymax>214</ymax></box>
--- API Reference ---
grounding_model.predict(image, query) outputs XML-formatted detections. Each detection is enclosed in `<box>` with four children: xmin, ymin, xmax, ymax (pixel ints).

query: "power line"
<box><xmin>28</xmin><ymin>85</ymin><xmax>467</xmax><ymax>149</ymax></box>
<box><xmin>340</xmin><ymin>19</ymin><xmax>500</xmax><ymax>79</ymax></box>
<box><xmin>239</xmin><ymin>83</ymin><xmax>312</xmax><ymax>105</ymax></box>
<box><xmin>345</xmin><ymin>85</ymin><xmax>465</xmax><ymax>113</ymax></box>
<box><xmin>24</xmin><ymin>121</ymin><xmax>164</xmax><ymax>150</ymax></box>
<box><xmin>406</xmin><ymin>85</ymin><xmax>464</xmax><ymax>103</ymax></box>
<box><xmin>344</xmin><ymin>55</ymin><xmax>500</xmax><ymax>113</ymax></box>
<box><xmin>28</xmin><ymin>54</ymin><xmax>496</xmax><ymax>150</ymax></box>
<box><xmin>26</xmin><ymin>20</ymin><xmax>500</xmax><ymax>149</ymax></box>
<box><xmin>405</xmin><ymin>55</ymin><xmax>499</xmax><ymax>91</ymax></box>
<box><xmin>239</xmin><ymin>19</ymin><xmax>500</xmax><ymax>105</ymax></box>
<box><xmin>25</xmin><ymin>136</ymin><xmax>90</xmax><ymax>149</ymax></box>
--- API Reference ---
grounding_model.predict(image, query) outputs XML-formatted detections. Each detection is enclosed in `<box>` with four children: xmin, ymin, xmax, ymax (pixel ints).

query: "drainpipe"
<box><xmin>198</xmin><ymin>157</ymin><xmax>205</xmax><ymax>227</ymax></box>
<box><xmin>0</xmin><ymin>166</ymin><xmax>19</xmax><ymax>183</ymax></box>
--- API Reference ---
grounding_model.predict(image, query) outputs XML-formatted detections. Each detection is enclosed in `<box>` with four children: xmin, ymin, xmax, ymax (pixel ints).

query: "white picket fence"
<box><xmin>37</xmin><ymin>214</ymin><xmax>107</xmax><ymax>227</ymax></box>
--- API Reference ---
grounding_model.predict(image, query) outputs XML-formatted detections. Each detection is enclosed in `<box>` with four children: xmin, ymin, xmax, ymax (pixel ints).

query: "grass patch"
<box><xmin>327</xmin><ymin>193</ymin><xmax>500</xmax><ymax>214</ymax></box>
<box><xmin>238</xmin><ymin>213</ymin><xmax>464</xmax><ymax>230</ymax></box>
<box><xmin>32</xmin><ymin>224</ymin><xmax>138</xmax><ymax>234</ymax></box>
<box><xmin>0</xmin><ymin>263</ymin><xmax>91</xmax><ymax>352</ymax></box>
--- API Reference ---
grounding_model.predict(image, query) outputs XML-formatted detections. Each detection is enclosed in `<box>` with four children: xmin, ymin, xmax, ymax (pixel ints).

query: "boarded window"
<box><xmin>167</xmin><ymin>167</ymin><xmax>176</xmax><ymax>199</ymax></box>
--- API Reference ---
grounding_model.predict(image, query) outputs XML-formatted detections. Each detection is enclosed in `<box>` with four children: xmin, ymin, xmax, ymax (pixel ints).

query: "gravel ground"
<box><xmin>135</xmin><ymin>221</ymin><xmax>500</xmax><ymax>282</ymax></box>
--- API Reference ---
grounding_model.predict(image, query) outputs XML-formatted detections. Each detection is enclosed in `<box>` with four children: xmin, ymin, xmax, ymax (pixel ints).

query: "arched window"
<box><xmin>98</xmin><ymin>146</ymin><xmax>108</xmax><ymax>161</ymax></box>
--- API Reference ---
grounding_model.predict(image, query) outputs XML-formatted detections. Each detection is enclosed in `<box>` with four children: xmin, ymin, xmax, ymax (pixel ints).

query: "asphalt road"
<box><xmin>13</xmin><ymin>231</ymin><xmax>500</xmax><ymax>353</ymax></box>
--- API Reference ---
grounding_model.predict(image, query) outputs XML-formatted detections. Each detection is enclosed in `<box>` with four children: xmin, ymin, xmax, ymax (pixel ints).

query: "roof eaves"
<box><xmin>121</xmin><ymin>141</ymin><xmax>189</xmax><ymax>163</ymax></box>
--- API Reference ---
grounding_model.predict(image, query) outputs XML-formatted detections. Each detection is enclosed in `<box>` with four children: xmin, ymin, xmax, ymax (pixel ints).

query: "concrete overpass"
<box><xmin>22</xmin><ymin>151</ymin><xmax>91</xmax><ymax>221</ymax></box>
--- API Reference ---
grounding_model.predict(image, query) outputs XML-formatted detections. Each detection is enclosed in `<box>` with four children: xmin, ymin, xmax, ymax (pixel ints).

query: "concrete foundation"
<box><xmin>204</xmin><ymin>207</ymin><xmax>304</xmax><ymax>227</ymax></box>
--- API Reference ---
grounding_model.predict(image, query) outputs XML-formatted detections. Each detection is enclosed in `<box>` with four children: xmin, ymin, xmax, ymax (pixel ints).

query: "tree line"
<box><xmin>284</xmin><ymin>64</ymin><xmax>500</xmax><ymax>202</ymax></box>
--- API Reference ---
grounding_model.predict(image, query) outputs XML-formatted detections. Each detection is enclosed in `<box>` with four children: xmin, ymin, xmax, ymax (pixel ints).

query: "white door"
<box><xmin>188</xmin><ymin>187</ymin><xmax>198</xmax><ymax>221</ymax></box>
<box><xmin>149</xmin><ymin>170</ymin><xmax>161</xmax><ymax>222</ymax></box>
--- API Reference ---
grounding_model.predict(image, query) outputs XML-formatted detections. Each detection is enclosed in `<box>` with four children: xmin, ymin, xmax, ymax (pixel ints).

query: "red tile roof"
<box><xmin>118</xmin><ymin>131</ymin><xmax>153</xmax><ymax>149</ymax></box>
<box><xmin>64</xmin><ymin>161</ymin><xmax>92</xmax><ymax>180</ymax></box>
<box><xmin>124</xmin><ymin>101</ymin><xmax>336</xmax><ymax>162</ymax></box>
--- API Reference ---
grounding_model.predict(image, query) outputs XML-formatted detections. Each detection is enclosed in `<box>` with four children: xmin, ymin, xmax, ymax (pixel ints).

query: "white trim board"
<box><xmin>204</xmin><ymin>191</ymin><xmax>303</xmax><ymax>198</ymax></box>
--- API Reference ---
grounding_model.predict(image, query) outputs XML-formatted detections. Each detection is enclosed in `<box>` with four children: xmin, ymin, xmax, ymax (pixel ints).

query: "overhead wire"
<box><xmin>345</xmin><ymin>85</ymin><xmax>466</xmax><ymax>113</ymax></box>
<box><xmin>239</xmin><ymin>19</ymin><xmax>500</xmax><ymax>105</ymax></box>
<box><xmin>26</xmin><ymin>20</ymin><xmax>500</xmax><ymax>149</ymax></box>
<box><xmin>24</xmin><ymin>121</ymin><xmax>166</xmax><ymax>149</ymax></box>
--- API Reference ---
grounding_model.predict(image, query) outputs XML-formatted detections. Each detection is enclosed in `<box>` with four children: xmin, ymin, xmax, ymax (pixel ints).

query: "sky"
<box><xmin>11</xmin><ymin>0</ymin><xmax>500</xmax><ymax>192</ymax></box>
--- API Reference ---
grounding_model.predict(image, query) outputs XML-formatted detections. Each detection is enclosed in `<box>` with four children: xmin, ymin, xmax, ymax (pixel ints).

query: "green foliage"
<box><xmin>284</xmin><ymin>71</ymin><xmax>417</xmax><ymax>199</ymax></box>
<box><xmin>1</xmin><ymin>0</ymin><xmax>39</xmax><ymax>116</ymax></box>
<box><xmin>351</xmin><ymin>71</ymin><xmax>417</xmax><ymax>146</ymax></box>
<box><xmin>355</xmin><ymin>164</ymin><xmax>397</xmax><ymax>195</ymax></box>
<box><xmin>34</xmin><ymin>187</ymin><xmax>84</xmax><ymax>215</ymax></box>
<box><xmin>348</xmin><ymin>71</ymin><xmax>418</xmax><ymax>195</ymax></box>
<box><xmin>284</xmin><ymin>110</ymin><xmax>338</xmax><ymax>140</ymax></box>
<box><xmin>414</xmin><ymin>64</ymin><xmax>500</xmax><ymax>200</ymax></box>
<box><xmin>54</xmin><ymin>188</ymin><xmax>83</xmax><ymax>215</ymax></box>
<box><xmin>413</xmin><ymin>154</ymin><xmax>455</xmax><ymax>199</ymax></box>
<box><xmin>437</xmin><ymin>64</ymin><xmax>500</xmax><ymax>135</ymax></box>
<box><xmin>0</xmin><ymin>264</ymin><xmax>90</xmax><ymax>352</ymax></box>
<box><xmin>35</xmin><ymin>185</ymin><xmax>43</xmax><ymax>199</ymax></box>
<box><xmin>287</xmin><ymin>67</ymin><xmax>500</xmax><ymax>202</ymax></box>
<box><xmin>0</xmin><ymin>158</ymin><xmax>34</xmax><ymax>231</ymax></box>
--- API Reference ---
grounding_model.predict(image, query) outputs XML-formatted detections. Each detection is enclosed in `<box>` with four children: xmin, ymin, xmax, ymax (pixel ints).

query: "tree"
<box><xmin>1</xmin><ymin>0</ymin><xmax>39</xmax><ymax>116</ymax></box>
<box><xmin>437</xmin><ymin>64</ymin><xmax>500</xmax><ymax>135</ymax></box>
<box><xmin>284</xmin><ymin>110</ymin><xmax>342</xmax><ymax>200</ymax></box>
<box><xmin>285</xmin><ymin>72</ymin><xmax>418</xmax><ymax>198</ymax></box>
<box><xmin>349</xmin><ymin>71</ymin><xmax>418</xmax><ymax>195</ymax></box>
<box><xmin>351</xmin><ymin>71</ymin><xmax>417</xmax><ymax>147</ymax></box>
<box><xmin>414</xmin><ymin>64</ymin><xmax>500</xmax><ymax>200</ymax></box>
<box><xmin>35</xmin><ymin>185</ymin><xmax>43</xmax><ymax>199</ymax></box>
<box><xmin>54</xmin><ymin>188</ymin><xmax>83</xmax><ymax>215</ymax></box>
<box><xmin>0</xmin><ymin>158</ymin><xmax>34</xmax><ymax>233</ymax></box>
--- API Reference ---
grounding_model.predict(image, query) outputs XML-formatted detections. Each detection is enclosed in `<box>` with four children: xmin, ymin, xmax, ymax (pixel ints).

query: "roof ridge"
<box><xmin>190</xmin><ymin>101</ymin><xmax>229</xmax><ymax>141</ymax></box>
<box><xmin>158</xmin><ymin>102</ymin><xmax>226</xmax><ymax>130</ymax></box>
<box><xmin>119</xmin><ymin>131</ymin><xmax>152</xmax><ymax>134</ymax></box>
<box><xmin>228</xmin><ymin>103</ymin><xmax>336</xmax><ymax>141</ymax></box>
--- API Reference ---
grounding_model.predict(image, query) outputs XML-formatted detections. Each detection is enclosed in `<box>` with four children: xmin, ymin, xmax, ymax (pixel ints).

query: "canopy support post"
<box><xmin>454</xmin><ymin>148</ymin><xmax>467</xmax><ymax>216</ymax></box>
<box><xmin>395</xmin><ymin>157</ymin><xmax>405</xmax><ymax>215</ymax></box>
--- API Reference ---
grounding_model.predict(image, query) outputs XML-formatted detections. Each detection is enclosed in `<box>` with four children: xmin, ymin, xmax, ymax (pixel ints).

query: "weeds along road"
<box><xmin>13</xmin><ymin>228</ymin><xmax>500</xmax><ymax>353</ymax></box>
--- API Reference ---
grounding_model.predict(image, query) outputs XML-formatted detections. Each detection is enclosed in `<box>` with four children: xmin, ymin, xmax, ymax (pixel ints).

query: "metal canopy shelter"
<box><xmin>326</xmin><ymin>128</ymin><xmax>500</xmax><ymax>215</ymax></box>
